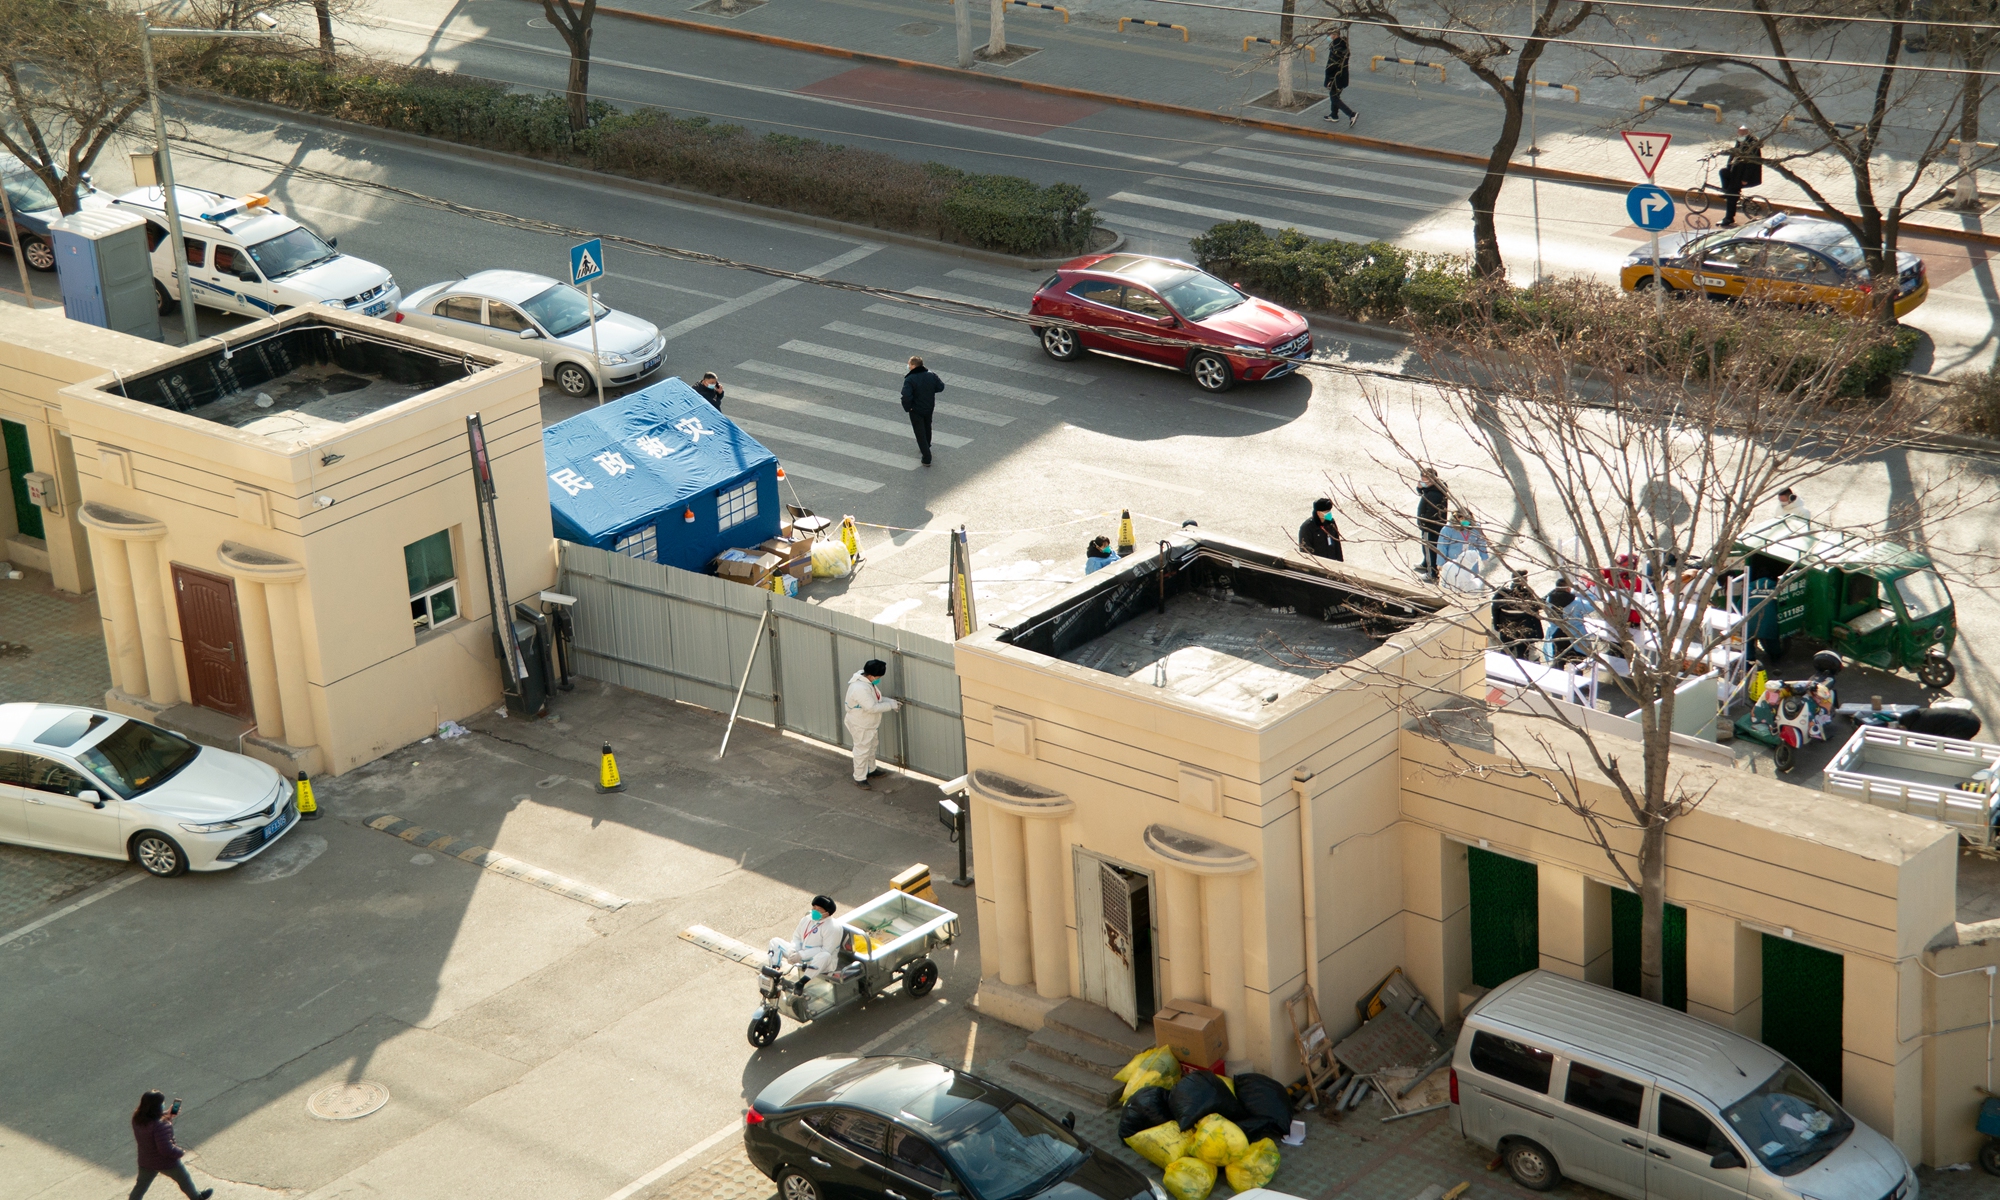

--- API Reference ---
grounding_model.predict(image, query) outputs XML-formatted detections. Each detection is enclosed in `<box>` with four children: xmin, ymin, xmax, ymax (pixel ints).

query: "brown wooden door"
<box><xmin>172</xmin><ymin>565</ymin><xmax>253</xmax><ymax>721</ymax></box>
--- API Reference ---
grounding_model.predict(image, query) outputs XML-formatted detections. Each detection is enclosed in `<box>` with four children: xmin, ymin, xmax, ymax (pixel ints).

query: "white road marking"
<box><xmin>283</xmin><ymin>201</ymin><xmax>382</xmax><ymax>224</ymax></box>
<box><xmin>1065</xmin><ymin>460</ymin><xmax>1206</xmax><ymax>496</ymax></box>
<box><xmin>0</xmin><ymin>872</ymin><xmax>143</xmax><ymax>949</ymax></box>
<box><xmin>778</xmin><ymin>461</ymin><xmax>884</xmax><ymax>493</ymax></box>
<box><xmin>862</xmin><ymin>303</ymin><xmax>1038</xmax><ymax>346</ymax></box>
<box><xmin>730</xmin><ymin>385</ymin><xmax>973</xmax><ymax>447</ymax></box>
<box><xmin>945</xmin><ymin>268</ymin><xmax>1042</xmax><ymax>292</ymax></box>
<box><xmin>599</xmin><ymin>1120</ymin><xmax>745</xmax><ymax>1200</ymax></box>
<box><xmin>822</xmin><ymin>321</ymin><xmax>1094</xmax><ymax>383</ymax></box>
<box><xmin>1213</xmin><ymin>145</ymin><xmax>1475</xmax><ymax>196</ymax></box>
<box><xmin>909</xmin><ymin>286</ymin><xmax>1025</xmax><ymax>310</ymax></box>
<box><xmin>1107</xmin><ymin>192</ymin><xmax>1372</xmax><ymax>244</ymax></box>
<box><xmin>659</xmin><ymin>244</ymin><xmax>881</xmax><ymax>341</ymax></box>
<box><xmin>735</xmin><ymin>360</ymin><xmax>1015</xmax><ymax>426</ymax></box>
<box><xmin>1244</xmin><ymin>131</ymin><xmax>1489</xmax><ymax>178</ymax></box>
<box><xmin>1095</xmin><ymin>210</ymin><xmax>1209</xmax><ymax>239</ymax></box>
<box><xmin>856</xmin><ymin>994</ymin><xmax>955</xmax><ymax>1053</ymax></box>
<box><xmin>780</xmin><ymin>341</ymin><xmax>1059</xmax><ymax>405</ymax></box>
<box><xmin>730</xmin><ymin>417</ymin><xmax>919</xmax><ymax>470</ymax></box>
<box><xmin>606</xmin><ymin>271</ymin><xmax>733</xmax><ymax>300</ymax></box>
<box><xmin>1152</xmin><ymin>173</ymin><xmax>1422</xmax><ymax>225</ymax></box>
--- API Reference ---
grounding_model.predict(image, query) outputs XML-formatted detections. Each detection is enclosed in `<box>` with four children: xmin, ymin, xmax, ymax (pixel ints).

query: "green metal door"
<box><xmin>1611</xmin><ymin>890</ymin><xmax>1686</xmax><ymax>1011</ymax></box>
<box><xmin>2</xmin><ymin>419</ymin><xmax>42</xmax><ymax>540</ymax></box>
<box><xmin>1468</xmin><ymin>846</ymin><xmax>1539</xmax><ymax>989</ymax></box>
<box><xmin>1762</xmin><ymin>935</ymin><xmax>1843</xmax><ymax>1100</ymax></box>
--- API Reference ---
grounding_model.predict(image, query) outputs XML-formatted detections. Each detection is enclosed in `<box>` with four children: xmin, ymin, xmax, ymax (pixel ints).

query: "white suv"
<box><xmin>111</xmin><ymin>186</ymin><xmax>400</xmax><ymax>320</ymax></box>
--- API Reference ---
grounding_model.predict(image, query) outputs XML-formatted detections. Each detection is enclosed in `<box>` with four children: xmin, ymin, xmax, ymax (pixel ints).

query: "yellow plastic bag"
<box><xmin>1161</xmin><ymin>1156</ymin><xmax>1216</xmax><ymax>1200</ymax></box>
<box><xmin>810</xmin><ymin>538</ymin><xmax>854</xmax><ymax>579</ymax></box>
<box><xmin>1123</xmin><ymin>1121</ymin><xmax>1188</xmax><ymax>1170</ymax></box>
<box><xmin>1224</xmin><ymin>1138</ymin><xmax>1280</xmax><ymax>1191</ymax></box>
<box><xmin>1189</xmin><ymin>1114</ymin><xmax>1249</xmax><ymax>1167</ymax></box>
<box><xmin>1120</xmin><ymin>1068</ymin><xmax>1169</xmax><ymax>1105</ymax></box>
<box><xmin>1114</xmin><ymin>1045</ymin><xmax>1181</xmax><ymax>1086</ymax></box>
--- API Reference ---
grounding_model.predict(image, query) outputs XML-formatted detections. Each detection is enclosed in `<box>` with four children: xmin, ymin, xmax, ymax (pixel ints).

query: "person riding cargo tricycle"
<box><xmin>1720</xmin><ymin>516</ymin><xmax>1958</xmax><ymax>688</ymax></box>
<box><xmin>749</xmin><ymin>888</ymin><xmax>958</xmax><ymax>1047</ymax></box>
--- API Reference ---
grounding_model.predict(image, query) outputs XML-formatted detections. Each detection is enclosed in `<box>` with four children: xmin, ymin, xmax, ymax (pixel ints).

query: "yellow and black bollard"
<box><xmin>296</xmin><ymin>771</ymin><xmax>320</xmax><ymax>821</ymax></box>
<box><xmin>597</xmin><ymin>742</ymin><xmax>625</xmax><ymax>794</ymax></box>
<box><xmin>1117</xmin><ymin>508</ymin><xmax>1136</xmax><ymax>556</ymax></box>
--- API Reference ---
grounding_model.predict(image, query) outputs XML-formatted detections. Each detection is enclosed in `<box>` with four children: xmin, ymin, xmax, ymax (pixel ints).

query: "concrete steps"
<box><xmin>999</xmin><ymin>998</ymin><xmax>1156</xmax><ymax>1109</ymax></box>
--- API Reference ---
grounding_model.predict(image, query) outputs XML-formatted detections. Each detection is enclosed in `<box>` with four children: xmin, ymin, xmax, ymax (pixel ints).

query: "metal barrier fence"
<box><xmin>557</xmin><ymin>542</ymin><xmax>966</xmax><ymax>780</ymax></box>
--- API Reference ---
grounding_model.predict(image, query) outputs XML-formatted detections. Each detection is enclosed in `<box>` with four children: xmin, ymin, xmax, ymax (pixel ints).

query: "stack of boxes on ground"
<box><xmin>712</xmin><ymin>505</ymin><xmax>834</xmax><ymax>594</ymax></box>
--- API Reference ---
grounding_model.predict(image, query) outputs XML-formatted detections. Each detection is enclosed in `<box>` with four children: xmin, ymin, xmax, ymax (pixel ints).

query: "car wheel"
<box><xmin>1040</xmin><ymin>326</ymin><xmax>1083</xmax><ymax>360</ymax></box>
<box><xmin>554</xmin><ymin>362</ymin><xmax>594</xmax><ymax>397</ymax></box>
<box><xmin>748</xmin><ymin>1010</ymin><xmax>780</xmax><ymax>1047</ymax></box>
<box><xmin>777</xmin><ymin>1170</ymin><xmax>822</xmax><ymax>1200</ymax></box>
<box><xmin>905</xmin><ymin>957</ymin><xmax>939</xmax><ymax>998</ymax></box>
<box><xmin>1632</xmin><ymin>274</ymin><xmax>1674</xmax><ymax>293</ymax></box>
<box><xmin>130</xmin><ymin>831</ymin><xmax>189</xmax><ymax>878</ymax></box>
<box><xmin>154</xmin><ymin>280</ymin><xmax>178</xmax><ymax>315</ymax></box>
<box><xmin>1918</xmin><ymin>654</ymin><xmax>1957</xmax><ymax>689</ymax></box>
<box><xmin>1189</xmin><ymin>351</ymin><xmax>1234</xmax><ymax>393</ymax></box>
<box><xmin>1503</xmin><ymin>1140</ymin><xmax>1561</xmax><ymax>1192</ymax></box>
<box><xmin>22</xmin><ymin>235</ymin><xmax>54</xmax><ymax>271</ymax></box>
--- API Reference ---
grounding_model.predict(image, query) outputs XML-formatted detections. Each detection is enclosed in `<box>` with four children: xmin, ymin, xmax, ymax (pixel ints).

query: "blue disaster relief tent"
<box><xmin>543</xmin><ymin>378</ymin><xmax>780</xmax><ymax>572</ymax></box>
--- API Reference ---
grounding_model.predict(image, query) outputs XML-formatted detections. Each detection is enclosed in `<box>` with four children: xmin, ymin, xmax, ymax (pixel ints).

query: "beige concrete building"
<box><xmin>0</xmin><ymin>305</ymin><xmax>553</xmax><ymax>776</ymax></box>
<box><xmin>957</xmin><ymin>532</ymin><xmax>2000</xmax><ymax>1167</ymax></box>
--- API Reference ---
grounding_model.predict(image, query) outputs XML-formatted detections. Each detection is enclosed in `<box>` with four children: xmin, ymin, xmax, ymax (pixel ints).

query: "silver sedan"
<box><xmin>397</xmin><ymin>269</ymin><xmax>665</xmax><ymax>397</ymax></box>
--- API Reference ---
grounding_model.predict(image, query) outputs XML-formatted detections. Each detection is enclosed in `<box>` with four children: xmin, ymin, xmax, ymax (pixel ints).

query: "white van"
<box><xmin>110</xmin><ymin>186</ymin><xmax>399</xmax><ymax>320</ymax></box>
<box><xmin>1453</xmin><ymin>971</ymin><xmax>1913</xmax><ymax>1200</ymax></box>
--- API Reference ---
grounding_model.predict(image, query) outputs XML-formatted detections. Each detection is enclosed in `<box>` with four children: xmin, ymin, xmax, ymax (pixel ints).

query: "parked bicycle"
<box><xmin>1682</xmin><ymin>151</ymin><xmax>1771</xmax><ymax>230</ymax></box>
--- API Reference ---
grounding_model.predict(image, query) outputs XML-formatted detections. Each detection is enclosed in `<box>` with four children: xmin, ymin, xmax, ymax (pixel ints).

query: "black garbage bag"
<box><xmin>1169</xmin><ymin>1070</ymin><xmax>1246</xmax><ymax>1130</ymax></box>
<box><xmin>1118</xmin><ymin>1086</ymin><xmax>1175</xmax><ymax>1140</ymax></box>
<box><xmin>1232</xmin><ymin>1073</ymin><xmax>1293</xmax><ymax>1142</ymax></box>
<box><xmin>1898</xmin><ymin>706</ymin><xmax>1983</xmax><ymax>740</ymax></box>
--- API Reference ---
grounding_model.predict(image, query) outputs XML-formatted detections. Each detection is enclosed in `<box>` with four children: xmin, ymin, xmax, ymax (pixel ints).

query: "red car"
<box><xmin>1028</xmin><ymin>253</ymin><xmax>1311</xmax><ymax>392</ymax></box>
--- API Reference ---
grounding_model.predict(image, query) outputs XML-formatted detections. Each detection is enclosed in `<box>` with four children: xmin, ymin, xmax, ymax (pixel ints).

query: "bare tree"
<box><xmin>1315</xmin><ymin>287</ymin><xmax>1976</xmax><ymax>1001</ymax></box>
<box><xmin>543</xmin><ymin>0</ymin><xmax>599</xmax><ymax>133</ymax></box>
<box><xmin>1314</xmin><ymin>0</ymin><xmax>1598</xmax><ymax>279</ymax></box>
<box><xmin>0</xmin><ymin>0</ymin><xmax>149</xmax><ymax>214</ymax></box>
<box><xmin>315</xmin><ymin>0</ymin><xmax>337</xmax><ymax>65</ymax></box>
<box><xmin>1913</xmin><ymin>0</ymin><xmax>2000</xmax><ymax>209</ymax></box>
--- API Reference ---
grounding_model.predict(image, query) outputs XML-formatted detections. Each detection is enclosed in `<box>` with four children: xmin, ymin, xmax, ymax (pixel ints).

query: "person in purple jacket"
<box><xmin>129</xmin><ymin>1090</ymin><xmax>212</xmax><ymax>1200</ymax></box>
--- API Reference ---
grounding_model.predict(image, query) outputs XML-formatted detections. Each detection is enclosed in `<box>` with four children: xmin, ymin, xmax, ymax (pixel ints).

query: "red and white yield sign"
<box><xmin>1622</xmin><ymin>131</ymin><xmax>1672</xmax><ymax>179</ymax></box>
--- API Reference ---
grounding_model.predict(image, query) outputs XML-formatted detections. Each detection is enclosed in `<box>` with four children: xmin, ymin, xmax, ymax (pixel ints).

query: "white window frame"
<box><xmin>614</xmin><ymin>525</ymin><xmax>658</xmax><ymax>562</ymax></box>
<box><xmin>411</xmin><ymin>579</ymin><xmax>460</xmax><ymax>633</ymax></box>
<box><xmin>717</xmin><ymin>480</ymin><xmax>758</xmax><ymax>532</ymax></box>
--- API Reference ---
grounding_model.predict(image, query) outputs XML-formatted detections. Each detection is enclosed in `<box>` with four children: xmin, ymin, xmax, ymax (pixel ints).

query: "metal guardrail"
<box><xmin>1371</xmin><ymin>55</ymin><xmax>1446</xmax><ymax>83</ymax></box>
<box><xmin>1640</xmin><ymin>95</ymin><xmax>1723</xmax><ymax>123</ymax></box>
<box><xmin>1951</xmin><ymin>137</ymin><xmax>2000</xmax><ymax>149</ymax></box>
<box><xmin>1780</xmin><ymin>115</ymin><xmax>1869</xmax><ymax>134</ymax></box>
<box><xmin>945</xmin><ymin>0</ymin><xmax>1067</xmax><ymax>16</ymax></box>
<box><xmin>1505</xmin><ymin>76</ymin><xmax>1580</xmax><ymax>101</ymax></box>
<box><xmin>1120</xmin><ymin>16</ymin><xmax>1189</xmax><ymax>40</ymax></box>
<box><xmin>1243</xmin><ymin>35</ymin><xmax>1315</xmax><ymax>60</ymax></box>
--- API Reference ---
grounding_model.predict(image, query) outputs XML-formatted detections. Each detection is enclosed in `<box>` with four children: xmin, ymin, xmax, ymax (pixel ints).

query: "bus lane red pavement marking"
<box><xmin>796</xmin><ymin>65</ymin><xmax>1103</xmax><ymax>135</ymax></box>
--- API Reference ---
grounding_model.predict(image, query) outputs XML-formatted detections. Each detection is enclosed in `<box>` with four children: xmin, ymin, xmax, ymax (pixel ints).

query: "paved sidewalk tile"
<box><xmin>0</xmin><ymin>567</ymin><xmax>110</xmax><ymax>708</ymax></box>
<box><xmin>0</xmin><ymin>844</ymin><xmax>128</xmax><ymax>928</ymax></box>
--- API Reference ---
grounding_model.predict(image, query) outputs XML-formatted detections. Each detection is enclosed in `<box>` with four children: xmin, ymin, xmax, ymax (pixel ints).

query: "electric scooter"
<box><xmin>1771</xmin><ymin>651</ymin><xmax>1844</xmax><ymax>773</ymax></box>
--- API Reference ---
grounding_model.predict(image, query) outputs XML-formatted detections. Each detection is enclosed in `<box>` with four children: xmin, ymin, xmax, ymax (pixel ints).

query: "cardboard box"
<box><xmin>1153</xmin><ymin>999</ymin><xmax>1227</xmax><ymax>1067</ymax></box>
<box><xmin>712</xmin><ymin>549</ymin><xmax>781</xmax><ymax>587</ymax></box>
<box><xmin>782</xmin><ymin>555</ymin><xmax>811</xmax><ymax>583</ymax></box>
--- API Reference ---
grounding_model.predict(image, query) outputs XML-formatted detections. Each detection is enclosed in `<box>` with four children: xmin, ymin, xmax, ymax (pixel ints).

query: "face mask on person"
<box><xmin>810</xmin><ymin>907</ymin><xmax>828</xmax><ymax>922</ymax></box>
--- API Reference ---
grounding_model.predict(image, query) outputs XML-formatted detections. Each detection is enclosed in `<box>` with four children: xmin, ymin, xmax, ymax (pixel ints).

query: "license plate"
<box><xmin>266</xmin><ymin>809</ymin><xmax>291</xmax><ymax>838</ymax></box>
<box><xmin>642</xmin><ymin>356</ymin><xmax>662</xmax><ymax>374</ymax></box>
<box><xmin>363</xmin><ymin>300</ymin><xmax>390</xmax><ymax>317</ymax></box>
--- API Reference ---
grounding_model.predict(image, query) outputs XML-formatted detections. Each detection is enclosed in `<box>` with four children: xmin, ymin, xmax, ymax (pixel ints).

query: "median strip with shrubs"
<box><xmin>189</xmin><ymin>56</ymin><xmax>1100</xmax><ymax>258</ymax></box>
<box><xmin>1190</xmin><ymin>220</ymin><xmax>1921</xmax><ymax>398</ymax></box>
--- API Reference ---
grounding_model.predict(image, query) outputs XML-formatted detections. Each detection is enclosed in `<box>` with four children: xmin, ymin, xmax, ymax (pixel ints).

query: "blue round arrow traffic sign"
<box><xmin>1626</xmin><ymin>184</ymin><xmax>1676</xmax><ymax>231</ymax></box>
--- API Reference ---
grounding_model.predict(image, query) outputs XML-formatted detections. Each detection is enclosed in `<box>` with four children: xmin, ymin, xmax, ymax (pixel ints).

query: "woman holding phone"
<box><xmin>129</xmin><ymin>1091</ymin><xmax>212</xmax><ymax>1199</ymax></box>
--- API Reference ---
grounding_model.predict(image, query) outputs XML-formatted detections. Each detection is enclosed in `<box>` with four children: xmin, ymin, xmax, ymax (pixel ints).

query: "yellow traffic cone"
<box><xmin>296</xmin><ymin>771</ymin><xmax>320</xmax><ymax>821</ymax></box>
<box><xmin>841</xmin><ymin>515</ymin><xmax>861</xmax><ymax>562</ymax></box>
<box><xmin>597</xmin><ymin>742</ymin><xmax>625</xmax><ymax>794</ymax></box>
<box><xmin>1117</xmin><ymin>509</ymin><xmax>1135</xmax><ymax>556</ymax></box>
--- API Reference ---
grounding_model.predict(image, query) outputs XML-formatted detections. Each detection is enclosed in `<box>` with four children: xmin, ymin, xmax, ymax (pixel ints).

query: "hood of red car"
<box><xmin>1197</xmin><ymin>299</ymin><xmax>1305</xmax><ymax>344</ymax></box>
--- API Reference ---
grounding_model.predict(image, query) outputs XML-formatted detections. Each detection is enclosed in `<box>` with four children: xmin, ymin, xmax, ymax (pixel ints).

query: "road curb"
<box><xmin>550</xmin><ymin>0</ymin><xmax>2000</xmax><ymax>250</ymax></box>
<box><xmin>364</xmin><ymin>813</ymin><xmax>630</xmax><ymax>909</ymax></box>
<box><xmin>175</xmin><ymin>90</ymin><xmax>1124</xmax><ymax>272</ymax></box>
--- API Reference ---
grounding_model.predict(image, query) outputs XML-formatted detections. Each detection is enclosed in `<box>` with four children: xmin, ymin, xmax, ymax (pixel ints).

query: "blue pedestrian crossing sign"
<box><xmin>570</xmin><ymin>238</ymin><xmax>605</xmax><ymax>286</ymax></box>
<box><xmin>1626</xmin><ymin>185</ymin><xmax>1676</xmax><ymax>231</ymax></box>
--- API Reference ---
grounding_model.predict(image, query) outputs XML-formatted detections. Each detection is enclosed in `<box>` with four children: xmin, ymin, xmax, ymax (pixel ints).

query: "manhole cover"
<box><xmin>307</xmin><ymin>1082</ymin><xmax>390</xmax><ymax>1120</ymax></box>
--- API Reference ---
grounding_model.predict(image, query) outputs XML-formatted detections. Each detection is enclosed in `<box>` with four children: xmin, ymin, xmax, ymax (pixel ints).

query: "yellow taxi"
<box><xmin>1619</xmin><ymin>213</ymin><xmax>1928</xmax><ymax>318</ymax></box>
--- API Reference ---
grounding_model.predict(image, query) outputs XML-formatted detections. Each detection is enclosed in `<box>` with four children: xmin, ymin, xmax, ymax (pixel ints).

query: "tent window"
<box><xmin>717</xmin><ymin>480</ymin><xmax>758</xmax><ymax>531</ymax></box>
<box><xmin>615</xmin><ymin>525</ymin><xmax>657</xmax><ymax>562</ymax></box>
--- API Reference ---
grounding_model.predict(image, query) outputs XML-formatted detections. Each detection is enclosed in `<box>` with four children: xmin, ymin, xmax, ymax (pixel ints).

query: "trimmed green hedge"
<box><xmin>1191</xmin><ymin>220</ymin><xmax>1919</xmax><ymax>397</ymax></box>
<box><xmin>189</xmin><ymin>56</ymin><xmax>1099</xmax><ymax>257</ymax></box>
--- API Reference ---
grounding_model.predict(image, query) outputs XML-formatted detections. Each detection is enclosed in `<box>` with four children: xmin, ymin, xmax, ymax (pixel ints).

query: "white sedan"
<box><xmin>0</xmin><ymin>704</ymin><xmax>299</xmax><ymax>877</ymax></box>
<box><xmin>396</xmin><ymin>269</ymin><xmax>665</xmax><ymax>397</ymax></box>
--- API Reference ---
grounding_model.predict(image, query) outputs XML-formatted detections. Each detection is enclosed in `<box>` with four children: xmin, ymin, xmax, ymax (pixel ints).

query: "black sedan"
<box><xmin>744</xmin><ymin>1055</ymin><xmax>1162</xmax><ymax>1200</ymax></box>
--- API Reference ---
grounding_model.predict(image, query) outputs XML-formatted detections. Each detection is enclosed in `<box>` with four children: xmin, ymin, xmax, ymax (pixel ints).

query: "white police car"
<box><xmin>111</xmin><ymin>186</ymin><xmax>400</xmax><ymax>319</ymax></box>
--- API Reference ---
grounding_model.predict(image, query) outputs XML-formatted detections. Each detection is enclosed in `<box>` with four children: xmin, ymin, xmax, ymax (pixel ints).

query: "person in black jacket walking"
<box><xmin>1299</xmin><ymin>497</ymin><xmax>1343</xmax><ymax>562</ymax></box>
<box><xmin>129</xmin><ymin>1091</ymin><xmax>211</xmax><ymax>1200</ymax></box>
<box><xmin>1324</xmin><ymin>28</ymin><xmax>1357</xmax><ymax>127</ymax></box>
<box><xmin>1416</xmin><ymin>467</ymin><xmax>1448</xmax><ymax>580</ymax></box>
<box><xmin>900</xmin><ymin>356</ymin><xmax>945</xmax><ymax>465</ymax></box>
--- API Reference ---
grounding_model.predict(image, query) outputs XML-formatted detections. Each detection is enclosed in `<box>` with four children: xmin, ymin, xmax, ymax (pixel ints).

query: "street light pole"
<box><xmin>138</xmin><ymin>13</ymin><xmax>291</xmax><ymax>344</ymax></box>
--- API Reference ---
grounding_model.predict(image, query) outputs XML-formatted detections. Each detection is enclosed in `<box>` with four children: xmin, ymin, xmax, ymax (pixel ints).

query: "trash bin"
<box><xmin>506</xmin><ymin>605</ymin><xmax>552</xmax><ymax>716</ymax></box>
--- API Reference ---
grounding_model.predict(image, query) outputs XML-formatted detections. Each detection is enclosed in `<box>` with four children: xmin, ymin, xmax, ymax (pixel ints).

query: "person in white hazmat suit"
<box><xmin>845</xmin><ymin>659</ymin><xmax>901</xmax><ymax>788</ymax></box>
<box><xmin>767</xmin><ymin>894</ymin><xmax>846</xmax><ymax>999</ymax></box>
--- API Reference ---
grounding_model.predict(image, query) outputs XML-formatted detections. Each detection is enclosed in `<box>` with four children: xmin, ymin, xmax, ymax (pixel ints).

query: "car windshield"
<box><xmin>1720</xmin><ymin>1066</ymin><xmax>1853</xmax><ymax>1176</ymax></box>
<box><xmin>1679</xmin><ymin>229</ymin><xmax>1737</xmax><ymax>259</ymax></box>
<box><xmin>75</xmin><ymin>719</ymin><xmax>201</xmax><ymax>799</ymax></box>
<box><xmin>1158</xmin><ymin>270</ymin><xmax>1244</xmax><ymax>321</ymax></box>
<box><xmin>1894</xmin><ymin>569</ymin><xmax>1951</xmax><ymax>619</ymax></box>
<box><xmin>940</xmin><ymin>1103</ymin><xmax>1086</xmax><ymax>1200</ymax></box>
<box><xmin>247</xmin><ymin>226</ymin><xmax>338</xmax><ymax>278</ymax></box>
<box><xmin>520</xmin><ymin>284</ymin><xmax>610</xmax><ymax>338</ymax></box>
<box><xmin>2</xmin><ymin>170</ymin><xmax>56</xmax><ymax>215</ymax></box>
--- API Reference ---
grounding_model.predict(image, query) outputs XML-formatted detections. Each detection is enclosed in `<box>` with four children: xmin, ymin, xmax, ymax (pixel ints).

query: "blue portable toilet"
<box><xmin>543</xmin><ymin>378</ymin><xmax>782</xmax><ymax>572</ymax></box>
